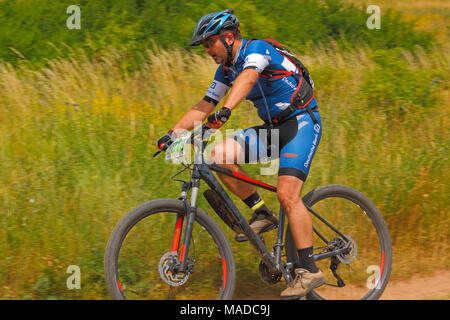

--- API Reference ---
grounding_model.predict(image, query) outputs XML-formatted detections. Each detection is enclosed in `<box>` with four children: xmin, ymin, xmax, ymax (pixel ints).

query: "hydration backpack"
<box><xmin>259</xmin><ymin>39</ymin><xmax>314</xmax><ymax>89</ymax></box>
<box><xmin>222</xmin><ymin>38</ymin><xmax>317</xmax><ymax>124</ymax></box>
<box><xmin>223</xmin><ymin>38</ymin><xmax>315</xmax><ymax>106</ymax></box>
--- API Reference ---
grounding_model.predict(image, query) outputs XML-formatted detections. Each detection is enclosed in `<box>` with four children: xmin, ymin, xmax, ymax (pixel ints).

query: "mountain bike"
<box><xmin>104</xmin><ymin>123</ymin><xmax>392</xmax><ymax>300</ymax></box>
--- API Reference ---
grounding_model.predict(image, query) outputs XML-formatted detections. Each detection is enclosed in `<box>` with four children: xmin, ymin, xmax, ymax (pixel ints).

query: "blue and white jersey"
<box><xmin>204</xmin><ymin>39</ymin><xmax>317</xmax><ymax>122</ymax></box>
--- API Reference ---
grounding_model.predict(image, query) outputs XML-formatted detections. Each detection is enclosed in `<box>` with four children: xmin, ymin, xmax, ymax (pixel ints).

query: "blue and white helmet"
<box><xmin>190</xmin><ymin>9</ymin><xmax>239</xmax><ymax>46</ymax></box>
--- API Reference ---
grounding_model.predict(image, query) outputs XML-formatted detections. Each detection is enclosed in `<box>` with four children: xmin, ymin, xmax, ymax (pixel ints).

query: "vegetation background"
<box><xmin>0</xmin><ymin>0</ymin><xmax>448</xmax><ymax>299</ymax></box>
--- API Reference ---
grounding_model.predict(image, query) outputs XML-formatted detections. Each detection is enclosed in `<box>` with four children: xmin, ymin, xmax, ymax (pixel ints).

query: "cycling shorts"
<box><xmin>233</xmin><ymin>111</ymin><xmax>322</xmax><ymax>182</ymax></box>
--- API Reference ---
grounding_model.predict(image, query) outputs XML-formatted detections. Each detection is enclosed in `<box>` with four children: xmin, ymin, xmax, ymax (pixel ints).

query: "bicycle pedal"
<box><xmin>234</xmin><ymin>234</ymin><xmax>266</xmax><ymax>243</ymax></box>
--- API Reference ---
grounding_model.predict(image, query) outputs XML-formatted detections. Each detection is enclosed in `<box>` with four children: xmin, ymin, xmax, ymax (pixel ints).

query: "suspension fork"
<box><xmin>170</xmin><ymin>182</ymin><xmax>190</xmax><ymax>254</ymax></box>
<box><xmin>178</xmin><ymin>174</ymin><xmax>201</xmax><ymax>273</ymax></box>
<box><xmin>171</xmin><ymin>214</ymin><xmax>184</xmax><ymax>253</ymax></box>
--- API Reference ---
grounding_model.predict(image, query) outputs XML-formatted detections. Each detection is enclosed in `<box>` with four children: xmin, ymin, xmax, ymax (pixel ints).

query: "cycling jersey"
<box><xmin>204</xmin><ymin>39</ymin><xmax>318</xmax><ymax>122</ymax></box>
<box><xmin>205</xmin><ymin>38</ymin><xmax>321</xmax><ymax>180</ymax></box>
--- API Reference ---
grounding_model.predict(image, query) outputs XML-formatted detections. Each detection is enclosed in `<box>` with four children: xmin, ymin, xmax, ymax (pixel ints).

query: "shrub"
<box><xmin>0</xmin><ymin>0</ymin><xmax>436</xmax><ymax>67</ymax></box>
<box><xmin>359</xmin><ymin>48</ymin><xmax>443</xmax><ymax>119</ymax></box>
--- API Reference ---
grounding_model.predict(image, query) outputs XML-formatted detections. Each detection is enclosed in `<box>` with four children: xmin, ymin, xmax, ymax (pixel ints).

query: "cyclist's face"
<box><xmin>202</xmin><ymin>33</ymin><xmax>233</xmax><ymax>64</ymax></box>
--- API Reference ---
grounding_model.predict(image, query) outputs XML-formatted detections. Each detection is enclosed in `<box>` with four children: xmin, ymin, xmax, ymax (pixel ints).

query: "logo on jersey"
<box><xmin>283</xmin><ymin>153</ymin><xmax>298</xmax><ymax>158</ymax></box>
<box><xmin>304</xmin><ymin>133</ymin><xmax>320</xmax><ymax>168</ymax></box>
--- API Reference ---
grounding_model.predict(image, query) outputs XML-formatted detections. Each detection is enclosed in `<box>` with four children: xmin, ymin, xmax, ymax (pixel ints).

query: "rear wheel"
<box><xmin>285</xmin><ymin>184</ymin><xmax>392</xmax><ymax>300</ymax></box>
<box><xmin>104</xmin><ymin>199</ymin><xmax>236</xmax><ymax>300</ymax></box>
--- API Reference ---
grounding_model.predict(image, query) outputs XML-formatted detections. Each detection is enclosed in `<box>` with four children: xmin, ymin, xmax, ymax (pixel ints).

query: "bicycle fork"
<box><xmin>179</xmin><ymin>179</ymin><xmax>200</xmax><ymax>273</ymax></box>
<box><xmin>169</xmin><ymin>175</ymin><xmax>201</xmax><ymax>274</ymax></box>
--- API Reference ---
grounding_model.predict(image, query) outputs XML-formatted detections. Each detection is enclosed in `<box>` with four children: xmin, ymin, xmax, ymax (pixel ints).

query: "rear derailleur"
<box><xmin>328</xmin><ymin>256</ymin><xmax>345</xmax><ymax>288</ymax></box>
<box><xmin>324</xmin><ymin>235</ymin><xmax>357</xmax><ymax>288</ymax></box>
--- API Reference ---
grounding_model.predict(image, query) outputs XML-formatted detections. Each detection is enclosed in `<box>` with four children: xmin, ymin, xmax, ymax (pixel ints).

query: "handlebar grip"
<box><xmin>154</xmin><ymin>123</ymin><xmax>210</xmax><ymax>158</ymax></box>
<box><xmin>153</xmin><ymin>150</ymin><xmax>162</xmax><ymax>157</ymax></box>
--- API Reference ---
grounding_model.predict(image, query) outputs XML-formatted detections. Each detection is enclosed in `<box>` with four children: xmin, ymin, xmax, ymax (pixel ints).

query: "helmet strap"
<box><xmin>218</xmin><ymin>34</ymin><xmax>235</xmax><ymax>67</ymax></box>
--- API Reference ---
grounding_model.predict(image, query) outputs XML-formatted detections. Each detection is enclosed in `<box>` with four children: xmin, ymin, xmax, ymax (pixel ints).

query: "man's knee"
<box><xmin>277</xmin><ymin>176</ymin><xmax>303</xmax><ymax>208</ymax></box>
<box><xmin>210</xmin><ymin>146</ymin><xmax>219</xmax><ymax>164</ymax></box>
<box><xmin>210</xmin><ymin>139</ymin><xmax>243</xmax><ymax>164</ymax></box>
<box><xmin>277</xmin><ymin>188</ymin><xmax>297</xmax><ymax>209</ymax></box>
<box><xmin>210</xmin><ymin>144</ymin><xmax>226</xmax><ymax>164</ymax></box>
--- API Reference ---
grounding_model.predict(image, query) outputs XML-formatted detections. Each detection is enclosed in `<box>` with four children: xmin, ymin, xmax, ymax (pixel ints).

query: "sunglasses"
<box><xmin>202</xmin><ymin>36</ymin><xmax>219</xmax><ymax>49</ymax></box>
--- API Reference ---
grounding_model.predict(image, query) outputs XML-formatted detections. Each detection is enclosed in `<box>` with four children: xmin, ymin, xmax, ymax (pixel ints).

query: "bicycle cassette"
<box><xmin>158</xmin><ymin>252</ymin><xmax>190</xmax><ymax>286</ymax></box>
<box><xmin>337</xmin><ymin>235</ymin><xmax>357</xmax><ymax>264</ymax></box>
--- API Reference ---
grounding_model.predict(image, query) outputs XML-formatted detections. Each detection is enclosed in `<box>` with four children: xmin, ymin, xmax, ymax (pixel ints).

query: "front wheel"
<box><xmin>104</xmin><ymin>199</ymin><xmax>236</xmax><ymax>300</ymax></box>
<box><xmin>285</xmin><ymin>184</ymin><xmax>392</xmax><ymax>300</ymax></box>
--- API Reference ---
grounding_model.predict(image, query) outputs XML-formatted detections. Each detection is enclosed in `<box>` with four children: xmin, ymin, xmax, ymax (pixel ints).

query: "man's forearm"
<box><xmin>171</xmin><ymin>69</ymin><xmax>258</xmax><ymax>134</ymax></box>
<box><xmin>171</xmin><ymin>99</ymin><xmax>216</xmax><ymax>134</ymax></box>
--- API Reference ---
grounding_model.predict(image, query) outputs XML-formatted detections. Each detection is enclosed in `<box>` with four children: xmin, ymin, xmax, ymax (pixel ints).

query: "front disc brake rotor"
<box><xmin>158</xmin><ymin>252</ymin><xmax>189</xmax><ymax>286</ymax></box>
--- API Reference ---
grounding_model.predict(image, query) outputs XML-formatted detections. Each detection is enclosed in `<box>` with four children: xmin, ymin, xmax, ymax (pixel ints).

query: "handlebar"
<box><xmin>153</xmin><ymin>123</ymin><xmax>211</xmax><ymax>158</ymax></box>
<box><xmin>153</xmin><ymin>149</ymin><xmax>163</xmax><ymax>157</ymax></box>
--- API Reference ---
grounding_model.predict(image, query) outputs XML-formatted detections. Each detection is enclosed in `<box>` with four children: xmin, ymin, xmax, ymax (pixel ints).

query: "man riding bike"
<box><xmin>157</xmin><ymin>9</ymin><xmax>324</xmax><ymax>299</ymax></box>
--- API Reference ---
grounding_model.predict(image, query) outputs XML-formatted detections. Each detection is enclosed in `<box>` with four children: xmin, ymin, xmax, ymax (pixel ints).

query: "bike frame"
<box><xmin>167</xmin><ymin>126</ymin><xmax>351</xmax><ymax>285</ymax></box>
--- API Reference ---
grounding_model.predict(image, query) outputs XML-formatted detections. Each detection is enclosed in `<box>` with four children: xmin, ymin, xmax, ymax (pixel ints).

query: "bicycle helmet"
<box><xmin>190</xmin><ymin>9</ymin><xmax>239</xmax><ymax>47</ymax></box>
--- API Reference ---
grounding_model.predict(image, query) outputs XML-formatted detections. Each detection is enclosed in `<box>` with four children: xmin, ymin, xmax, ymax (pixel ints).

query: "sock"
<box><xmin>297</xmin><ymin>247</ymin><xmax>319</xmax><ymax>273</ymax></box>
<box><xmin>243</xmin><ymin>192</ymin><xmax>270</xmax><ymax>214</ymax></box>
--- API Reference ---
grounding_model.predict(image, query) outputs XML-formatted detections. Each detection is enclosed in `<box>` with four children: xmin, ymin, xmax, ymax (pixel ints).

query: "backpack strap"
<box><xmin>245</xmin><ymin>38</ymin><xmax>317</xmax><ymax>124</ymax></box>
<box><xmin>244</xmin><ymin>39</ymin><xmax>304</xmax><ymax>88</ymax></box>
<box><xmin>222</xmin><ymin>64</ymin><xmax>231</xmax><ymax>87</ymax></box>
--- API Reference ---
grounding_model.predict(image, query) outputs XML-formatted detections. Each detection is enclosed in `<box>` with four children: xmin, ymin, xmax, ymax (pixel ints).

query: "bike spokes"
<box><xmin>309</xmin><ymin>196</ymin><xmax>389</xmax><ymax>299</ymax></box>
<box><xmin>114</xmin><ymin>210</ymin><xmax>229</xmax><ymax>299</ymax></box>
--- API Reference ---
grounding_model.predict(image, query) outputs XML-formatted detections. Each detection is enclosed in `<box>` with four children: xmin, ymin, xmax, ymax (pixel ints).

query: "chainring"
<box><xmin>258</xmin><ymin>260</ymin><xmax>282</xmax><ymax>285</ymax></box>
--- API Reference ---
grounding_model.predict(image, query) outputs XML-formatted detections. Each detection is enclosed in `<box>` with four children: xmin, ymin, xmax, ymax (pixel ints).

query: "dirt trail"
<box><xmin>380</xmin><ymin>270</ymin><xmax>450</xmax><ymax>300</ymax></box>
<box><xmin>235</xmin><ymin>270</ymin><xmax>450</xmax><ymax>300</ymax></box>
